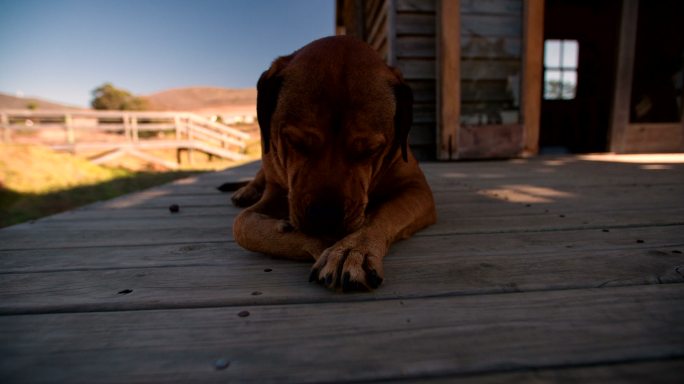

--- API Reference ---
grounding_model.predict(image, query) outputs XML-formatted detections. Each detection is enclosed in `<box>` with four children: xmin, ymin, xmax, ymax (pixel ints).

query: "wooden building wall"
<box><xmin>337</xmin><ymin>0</ymin><xmax>528</xmax><ymax>160</ymax></box>
<box><xmin>394</xmin><ymin>0</ymin><xmax>438</xmax><ymax>159</ymax></box>
<box><xmin>337</xmin><ymin>0</ymin><xmax>438</xmax><ymax>160</ymax></box>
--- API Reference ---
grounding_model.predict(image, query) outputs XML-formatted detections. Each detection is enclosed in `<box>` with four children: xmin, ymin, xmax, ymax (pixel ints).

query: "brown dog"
<box><xmin>232</xmin><ymin>36</ymin><xmax>436</xmax><ymax>291</ymax></box>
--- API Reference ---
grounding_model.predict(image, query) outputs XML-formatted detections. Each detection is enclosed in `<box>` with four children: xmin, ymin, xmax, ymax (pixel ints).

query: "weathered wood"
<box><xmin>396</xmin><ymin>0</ymin><xmax>436</xmax><ymax>13</ymax></box>
<box><xmin>398</xmin><ymin>359</ymin><xmax>684</xmax><ymax>384</ymax></box>
<box><xmin>398</xmin><ymin>58</ymin><xmax>436</xmax><ymax>79</ymax></box>
<box><xmin>461</xmin><ymin>36</ymin><xmax>521</xmax><ymax>59</ymax></box>
<box><xmin>396</xmin><ymin>13</ymin><xmax>436</xmax><ymax>35</ymax></box>
<box><xmin>609</xmin><ymin>0</ymin><xmax>639</xmax><ymax>153</ymax></box>
<box><xmin>1</xmin><ymin>285</ymin><xmax>682</xmax><ymax>383</ymax></box>
<box><xmin>461</xmin><ymin>0</ymin><xmax>523</xmax><ymax>14</ymax></box>
<box><xmin>460</xmin><ymin>59</ymin><xmax>521</xmax><ymax>80</ymax></box>
<box><xmin>458</xmin><ymin>124</ymin><xmax>523</xmax><ymax>158</ymax></box>
<box><xmin>396</xmin><ymin>35</ymin><xmax>436</xmax><ymax>58</ymax></box>
<box><xmin>461</xmin><ymin>14</ymin><xmax>522</xmax><ymax>38</ymax></box>
<box><xmin>2</xmin><ymin>156</ymin><xmax>684</xmax><ymax>381</ymax></box>
<box><xmin>1</xmin><ymin>224</ymin><xmax>682</xmax><ymax>313</ymax></box>
<box><xmin>409</xmin><ymin>123</ymin><xmax>436</xmax><ymax>145</ymax></box>
<box><xmin>366</xmin><ymin>2</ymin><xmax>388</xmax><ymax>50</ymax></box>
<box><xmin>621</xmin><ymin>123</ymin><xmax>684</xmax><ymax>153</ymax></box>
<box><xmin>406</xmin><ymin>79</ymin><xmax>436</xmax><ymax>102</ymax></box>
<box><xmin>412</xmin><ymin>102</ymin><xmax>436</xmax><ymax>123</ymax></box>
<box><xmin>522</xmin><ymin>0</ymin><xmax>544</xmax><ymax>155</ymax></box>
<box><xmin>438</xmin><ymin>0</ymin><xmax>460</xmax><ymax>160</ymax></box>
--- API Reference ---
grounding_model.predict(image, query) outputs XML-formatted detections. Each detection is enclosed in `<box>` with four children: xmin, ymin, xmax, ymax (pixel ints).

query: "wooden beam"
<box><xmin>522</xmin><ymin>0</ymin><xmax>544</xmax><ymax>155</ymax></box>
<box><xmin>610</xmin><ymin>0</ymin><xmax>639</xmax><ymax>153</ymax></box>
<box><xmin>437</xmin><ymin>0</ymin><xmax>460</xmax><ymax>160</ymax></box>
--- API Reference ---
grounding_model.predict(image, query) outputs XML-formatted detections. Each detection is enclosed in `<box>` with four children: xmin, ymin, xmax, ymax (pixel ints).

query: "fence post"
<box><xmin>187</xmin><ymin>119</ymin><xmax>194</xmax><ymax>165</ymax></box>
<box><xmin>132</xmin><ymin>115</ymin><xmax>139</xmax><ymax>143</ymax></box>
<box><xmin>174</xmin><ymin>116</ymin><xmax>181</xmax><ymax>140</ymax></box>
<box><xmin>1</xmin><ymin>112</ymin><xmax>9</xmax><ymax>142</ymax></box>
<box><xmin>123</xmin><ymin>113</ymin><xmax>130</xmax><ymax>142</ymax></box>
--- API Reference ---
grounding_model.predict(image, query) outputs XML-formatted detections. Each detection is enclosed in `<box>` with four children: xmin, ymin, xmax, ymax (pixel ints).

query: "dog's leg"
<box><xmin>233</xmin><ymin>183</ymin><xmax>332</xmax><ymax>261</ymax></box>
<box><xmin>231</xmin><ymin>167</ymin><xmax>266</xmax><ymax>207</ymax></box>
<box><xmin>310</xmin><ymin>179</ymin><xmax>436</xmax><ymax>291</ymax></box>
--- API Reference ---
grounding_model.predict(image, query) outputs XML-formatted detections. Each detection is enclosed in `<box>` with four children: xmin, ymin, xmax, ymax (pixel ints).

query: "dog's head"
<box><xmin>257</xmin><ymin>36</ymin><xmax>413</xmax><ymax>236</ymax></box>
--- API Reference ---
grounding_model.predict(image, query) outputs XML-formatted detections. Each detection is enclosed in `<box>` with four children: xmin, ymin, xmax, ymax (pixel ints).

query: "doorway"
<box><xmin>539</xmin><ymin>0</ymin><xmax>622</xmax><ymax>153</ymax></box>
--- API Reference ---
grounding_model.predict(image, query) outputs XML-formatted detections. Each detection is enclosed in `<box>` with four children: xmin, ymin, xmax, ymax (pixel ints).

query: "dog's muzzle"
<box><xmin>299</xmin><ymin>199</ymin><xmax>346</xmax><ymax>235</ymax></box>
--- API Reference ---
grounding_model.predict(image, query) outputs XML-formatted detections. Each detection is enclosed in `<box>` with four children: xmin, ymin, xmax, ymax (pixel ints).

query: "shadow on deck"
<box><xmin>1</xmin><ymin>155</ymin><xmax>683</xmax><ymax>383</ymax></box>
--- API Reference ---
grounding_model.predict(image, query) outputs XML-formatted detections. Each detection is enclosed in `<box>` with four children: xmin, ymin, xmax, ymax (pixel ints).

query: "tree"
<box><xmin>91</xmin><ymin>83</ymin><xmax>148</xmax><ymax>110</ymax></box>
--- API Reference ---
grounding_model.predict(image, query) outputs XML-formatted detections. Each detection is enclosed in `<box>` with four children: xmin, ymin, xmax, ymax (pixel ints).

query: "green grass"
<box><xmin>0</xmin><ymin>144</ymin><xmax>205</xmax><ymax>227</ymax></box>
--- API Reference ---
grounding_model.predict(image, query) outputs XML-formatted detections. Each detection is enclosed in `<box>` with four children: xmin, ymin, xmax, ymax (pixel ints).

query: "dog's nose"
<box><xmin>303</xmin><ymin>200</ymin><xmax>345</xmax><ymax>233</ymax></box>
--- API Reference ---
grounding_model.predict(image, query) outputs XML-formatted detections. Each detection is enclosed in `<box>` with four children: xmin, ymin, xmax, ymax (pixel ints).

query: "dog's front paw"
<box><xmin>309</xmin><ymin>233</ymin><xmax>385</xmax><ymax>292</ymax></box>
<box><xmin>231</xmin><ymin>185</ymin><xmax>262</xmax><ymax>207</ymax></box>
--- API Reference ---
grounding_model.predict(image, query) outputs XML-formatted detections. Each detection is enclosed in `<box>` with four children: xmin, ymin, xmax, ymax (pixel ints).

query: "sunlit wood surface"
<box><xmin>1</xmin><ymin>155</ymin><xmax>683</xmax><ymax>383</ymax></box>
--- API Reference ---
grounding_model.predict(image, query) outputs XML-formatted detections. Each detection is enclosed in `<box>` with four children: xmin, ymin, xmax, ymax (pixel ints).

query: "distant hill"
<box><xmin>0</xmin><ymin>87</ymin><xmax>257</xmax><ymax>118</ymax></box>
<box><xmin>143</xmin><ymin>87</ymin><xmax>256</xmax><ymax>117</ymax></box>
<box><xmin>0</xmin><ymin>92</ymin><xmax>84</xmax><ymax>110</ymax></box>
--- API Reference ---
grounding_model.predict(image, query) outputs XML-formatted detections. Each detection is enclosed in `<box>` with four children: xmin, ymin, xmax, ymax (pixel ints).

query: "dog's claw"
<box><xmin>309</xmin><ymin>268</ymin><xmax>319</xmax><ymax>283</ymax></box>
<box><xmin>342</xmin><ymin>272</ymin><xmax>351</xmax><ymax>291</ymax></box>
<box><xmin>324</xmin><ymin>274</ymin><xmax>333</xmax><ymax>287</ymax></box>
<box><xmin>367</xmin><ymin>269</ymin><xmax>383</xmax><ymax>289</ymax></box>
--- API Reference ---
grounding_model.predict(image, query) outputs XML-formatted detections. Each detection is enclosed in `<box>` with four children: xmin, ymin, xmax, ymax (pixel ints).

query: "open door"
<box><xmin>539</xmin><ymin>0</ymin><xmax>621</xmax><ymax>153</ymax></box>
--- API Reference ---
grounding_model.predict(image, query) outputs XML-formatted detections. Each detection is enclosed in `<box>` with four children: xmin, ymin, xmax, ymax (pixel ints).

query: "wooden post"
<box><xmin>174</xmin><ymin>116</ymin><xmax>181</xmax><ymax>140</ymax></box>
<box><xmin>131</xmin><ymin>115</ymin><xmax>139</xmax><ymax>143</ymax></box>
<box><xmin>437</xmin><ymin>0</ymin><xmax>460</xmax><ymax>160</ymax></box>
<box><xmin>610</xmin><ymin>0</ymin><xmax>639</xmax><ymax>153</ymax></box>
<box><xmin>123</xmin><ymin>114</ymin><xmax>131</xmax><ymax>142</ymax></box>
<box><xmin>187</xmin><ymin>121</ymin><xmax>194</xmax><ymax>165</ymax></box>
<box><xmin>1</xmin><ymin>112</ymin><xmax>9</xmax><ymax>142</ymax></box>
<box><xmin>522</xmin><ymin>0</ymin><xmax>545</xmax><ymax>156</ymax></box>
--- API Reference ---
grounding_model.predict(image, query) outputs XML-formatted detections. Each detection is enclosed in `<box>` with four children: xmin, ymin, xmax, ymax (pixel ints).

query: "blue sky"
<box><xmin>0</xmin><ymin>0</ymin><xmax>335</xmax><ymax>107</ymax></box>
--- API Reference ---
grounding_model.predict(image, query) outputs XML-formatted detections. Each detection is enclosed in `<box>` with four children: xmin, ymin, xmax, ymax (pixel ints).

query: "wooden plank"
<box><xmin>621</xmin><ymin>123</ymin><xmax>684</xmax><ymax>153</ymax></box>
<box><xmin>461</xmin><ymin>36</ymin><xmax>521</xmax><ymax>59</ymax></box>
<box><xmin>1</xmin><ymin>225</ymin><xmax>682</xmax><ymax>314</ymax></box>
<box><xmin>461</xmin><ymin>0</ymin><xmax>523</xmax><ymax>15</ymax></box>
<box><xmin>1</xmin><ymin>284</ymin><xmax>682</xmax><ymax>382</ymax></box>
<box><xmin>396</xmin><ymin>35</ymin><xmax>436</xmax><ymax>58</ymax></box>
<box><xmin>396</xmin><ymin>0</ymin><xmax>436</xmax><ymax>13</ymax></box>
<box><xmin>397</xmin><ymin>359</ymin><xmax>684</xmax><ymax>383</ymax></box>
<box><xmin>412</xmin><ymin>103</ymin><xmax>436</xmax><ymax>123</ymax></box>
<box><xmin>522</xmin><ymin>0</ymin><xmax>544</xmax><ymax>155</ymax></box>
<box><xmin>409</xmin><ymin>123</ymin><xmax>436</xmax><ymax>145</ymax></box>
<box><xmin>397</xmin><ymin>58</ymin><xmax>436</xmax><ymax>79</ymax></box>
<box><xmin>461</xmin><ymin>14</ymin><xmax>521</xmax><ymax>38</ymax></box>
<box><xmin>364</xmin><ymin>0</ymin><xmax>384</xmax><ymax>32</ymax></box>
<box><xmin>609</xmin><ymin>0</ymin><xmax>639</xmax><ymax>153</ymax></box>
<box><xmin>438</xmin><ymin>0</ymin><xmax>460</xmax><ymax>160</ymax></box>
<box><xmin>396</xmin><ymin>13</ymin><xmax>436</xmax><ymax>35</ymax></box>
<box><xmin>366</xmin><ymin>2</ymin><xmax>388</xmax><ymax>49</ymax></box>
<box><xmin>458</xmin><ymin>124</ymin><xmax>523</xmax><ymax>158</ymax></box>
<box><xmin>386</xmin><ymin>0</ymin><xmax>397</xmax><ymax>65</ymax></box>
<box><xmin>406</xmin><ymin>79</ymin><xmax>436</xmax><ymax>102</ymax></box>
<box><xmin>6</xmin><ymin>199</ymin><xmax>683</xmax><ymax>240</ymax></box>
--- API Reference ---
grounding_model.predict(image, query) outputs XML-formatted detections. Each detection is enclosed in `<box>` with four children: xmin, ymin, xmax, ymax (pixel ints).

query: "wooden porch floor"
<box><xmin>1</xmin><ymin>155</ymin><xmax>683</xmax><ymax>383</ymax></box>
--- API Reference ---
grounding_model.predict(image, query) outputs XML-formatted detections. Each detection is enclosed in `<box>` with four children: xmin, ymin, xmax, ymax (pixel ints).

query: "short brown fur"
<box><xmin>232</xmin><ymin>36</ymin><xmax>436</xmax><ymax>291</ymax></box>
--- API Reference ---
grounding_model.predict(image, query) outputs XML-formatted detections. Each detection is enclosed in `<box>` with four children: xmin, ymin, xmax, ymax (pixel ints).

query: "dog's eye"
<box><xmin>350</xmin><ymin>145</ymin><xmax>380</xmax><ymax>162</ymax></box>
<box><xmin>285</xmin><ymin>134</ymin><xmax>312</xmax><ymax>155</ymax></box>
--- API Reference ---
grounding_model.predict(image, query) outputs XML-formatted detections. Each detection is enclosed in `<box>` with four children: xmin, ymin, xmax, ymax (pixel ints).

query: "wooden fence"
<box><xmin>0</xmin><ymin>109</ymin><xmax>252</xmax><ymax>169</ymax></box>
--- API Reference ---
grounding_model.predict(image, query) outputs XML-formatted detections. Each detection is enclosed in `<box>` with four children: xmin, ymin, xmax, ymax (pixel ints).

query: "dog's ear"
<box><xmin>391</xmin><ymin>70</ymin><xmax>414</xmax><ymax>162</ymax></box>
<box><xmin>257</xmin><ymin>56</ymin><xmax>291</xmax><ymax>154</ymax></box>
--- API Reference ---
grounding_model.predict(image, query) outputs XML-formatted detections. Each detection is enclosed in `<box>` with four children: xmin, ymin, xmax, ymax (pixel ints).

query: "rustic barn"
<box><xmin>336</xmin><ymin>0</ymin><xmax>684</xmax><ymax>160</ymax></box>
